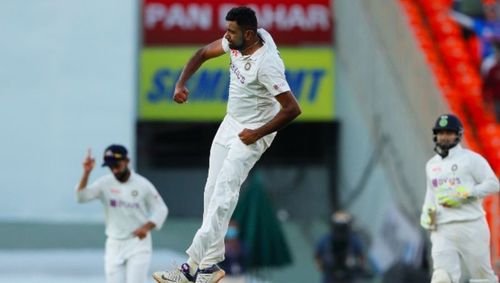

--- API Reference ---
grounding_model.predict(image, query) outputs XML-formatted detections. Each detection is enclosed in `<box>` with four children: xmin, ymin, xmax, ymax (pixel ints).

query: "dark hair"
<box><xmin>225</xmin><ymin>6</ymin><xmax>258</xmax><ymax>32</ymax></box>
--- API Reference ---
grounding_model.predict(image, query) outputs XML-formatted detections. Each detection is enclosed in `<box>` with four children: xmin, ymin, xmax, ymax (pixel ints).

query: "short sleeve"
<box><xmin>222</xmin><ymin>37</ymin><xmax>230</xmax><ymax>53</ymax></box>
<box><xmin>257</xmin><ymin>55</ymin><xmax>291</xmax><ymax>96</ymax></box>
<box><xmin>76</xmin><ymin>178</ymin><xmax>104</xmax><ymax>203</ymax></box>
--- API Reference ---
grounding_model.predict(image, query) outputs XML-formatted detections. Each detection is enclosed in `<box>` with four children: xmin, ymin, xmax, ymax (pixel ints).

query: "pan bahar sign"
<box><xmin>139</xmin><ymin>47</ymin><xmax>335</xmax><ymax>121</ymax></box>
<box><xmin>143</xmin><ymin>0</ymin><xmax>333</xmax><ymax>45</ymax></box>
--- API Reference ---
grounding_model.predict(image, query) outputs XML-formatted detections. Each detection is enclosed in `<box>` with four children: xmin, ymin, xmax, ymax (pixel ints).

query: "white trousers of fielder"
<box><xmin>431</xmin><ymin>217</ymin><xmax>499</xmax><ymax>283</ymax></box>
<box><xmin>186</xmin><ymin>114</ymin><xmax>274</xmax><ymax>268</ymax></box>
<box><xmin>105</xmin><ymin>234</ymin><xmax>152</xmax><ymax>283</ymax></box>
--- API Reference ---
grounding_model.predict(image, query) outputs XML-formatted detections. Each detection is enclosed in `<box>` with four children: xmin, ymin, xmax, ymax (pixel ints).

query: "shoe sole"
<box><xmin>151</xmin><ymin>270</ymin><xmax>225</xmax><ymax>283</ymax></box>
<box><xmin>195</xmin><ymin>270</ymin><xmax>225</xmax><ymax>283</ymax></box>
<box><xmin>152</xmin><ymin>273</ymin><xmax>193</xmax><ymax>283</ymax></box>
<box><xmin>213</xmin><ymin>270</ymin><xmax>225</xmax><ymax>283</ymax></box>
<box><xmin>152</xmin><ymin>274</ymin><xmax>171</xmax><ymax>283</ymax></box>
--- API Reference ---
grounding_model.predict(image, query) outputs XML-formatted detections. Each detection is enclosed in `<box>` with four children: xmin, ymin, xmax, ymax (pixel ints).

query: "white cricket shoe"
<box><xmin>195</xmin><ymin>265</ymin><xmax>225</xmax><ymax>283</ymax></box>
<box><xmin>153</xmin><ymin>263</ymin><xmax>196</xmax><ymax>283</ymax></box>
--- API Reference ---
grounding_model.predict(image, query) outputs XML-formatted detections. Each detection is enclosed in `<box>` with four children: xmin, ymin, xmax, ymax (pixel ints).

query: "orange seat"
<box><xmin>399</xmin><ymin>5</ymin><xmax>500</xmax><ymax>269</ymax></box>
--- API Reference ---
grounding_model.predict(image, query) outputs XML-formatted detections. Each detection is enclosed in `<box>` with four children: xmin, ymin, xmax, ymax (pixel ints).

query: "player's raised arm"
<box><xmin>173</xmin><ymin>39</ymin><xmax>226</xmax><ymax>104</ymax></box>
<box><xmin>78</xmin><ymin>148</ymin><xmax>95</xmax><ymax>191</ymax></box>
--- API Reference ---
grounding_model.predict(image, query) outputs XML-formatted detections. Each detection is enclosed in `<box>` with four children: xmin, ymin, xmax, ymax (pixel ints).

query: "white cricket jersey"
<box><xmin>422</xmin><ymin>144</ymin><xmax>499</xmax><ymax>224</ymax></box>
<box><xmin>221</xmin><ymin>28</ymin><xmax>291</xmax><ymax>125</ymax></box>
<box><xmin>77</xmin><ymin>171</ymin><xmax>168</xmax><ymax>240</ymax></box>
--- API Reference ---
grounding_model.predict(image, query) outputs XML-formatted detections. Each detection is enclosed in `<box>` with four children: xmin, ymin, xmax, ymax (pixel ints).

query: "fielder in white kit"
<box><xmin>153</xmin><ymin>6</ymin><xmax>301</xmax><ymax>283</ymax></box>
<box><xmin>420</xmin><ymin>114</ymin><xmax>499</xmax><ymax>283</ymax></box>
<box><xmin>77</xmin><ymin>144</ymin><xmax>168</xmax><ymax>283</ymax></box>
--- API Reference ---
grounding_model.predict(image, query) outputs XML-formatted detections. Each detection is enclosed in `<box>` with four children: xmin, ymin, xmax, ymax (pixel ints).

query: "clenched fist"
<box><xmin>173</xmin><ymin>85</ymin><xmax>190</xmax><ymax>104</ymax></box>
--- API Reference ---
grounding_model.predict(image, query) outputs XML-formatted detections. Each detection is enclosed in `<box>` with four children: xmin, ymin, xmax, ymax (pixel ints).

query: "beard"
<box><xmin>114</xmin><ymin>168</ymin><xmax>130</xmax><ymax>183</ymax></box>
<box><xmin>436</xmin><ymin>139</ymin><xmax>458</xmax><ymax>150</ymax></box>
<box><xmin>434</xmin><ymin>139</ymin><xmax>459</xmax><ymax>158</ymax></box>
<box><xmin>436</xmin><ymin>142</ymin><xmax>451</xmax><ymax>150</ymax></box>
<box><xmin>228</xmin><ymin>39</ymin><xmax>245</xmax><ymax>51</ymax></box>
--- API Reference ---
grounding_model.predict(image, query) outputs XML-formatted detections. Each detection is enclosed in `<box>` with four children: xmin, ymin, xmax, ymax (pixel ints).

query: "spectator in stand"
<box><xmin>483</xmin><ymin>40</ymin><xmax>500</xmax><ymax>121</ymax></box>
<box><xmin>453</xmin><ymin>0</ymin><xmax>487</xmax><ymax>18</ymax></box>
<box><xmin>451</xmin><ymin>2</ymin><xmax>500</xmax><ymax>74</ymax></box>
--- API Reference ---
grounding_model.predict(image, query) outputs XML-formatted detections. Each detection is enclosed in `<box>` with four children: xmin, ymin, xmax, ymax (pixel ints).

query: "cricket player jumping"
<box><xmin>153</xmin><ymin>6</ymin><xmax>301</xmax><ymax>283</ymax></box>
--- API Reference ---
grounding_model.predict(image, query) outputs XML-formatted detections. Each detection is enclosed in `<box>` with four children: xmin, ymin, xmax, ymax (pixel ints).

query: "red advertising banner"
<box><xmin>143</xmin><ymin>0</ymin><xmax>333</xmax><ymax>46</ymax></box>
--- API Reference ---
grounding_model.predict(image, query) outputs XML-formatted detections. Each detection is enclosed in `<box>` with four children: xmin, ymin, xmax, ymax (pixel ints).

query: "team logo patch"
<box><xmin>439</xmin><ymin>116</ymin><xmax>448</xmax><ymax>127</ymax></box>
<box><xmin>131</xmin><ymin>190</ymin><xmax>138</xmax><ymax>197</ymax></box>
<box><xmin>244</xmin><ymin>62</ymin><xmax>251</xmax><ymax>70</ymax></box>
<box><xmin>451</xmin><ymin>164</ymin><xmax>458</xmax><ymax>172</ymax></box>
<box><xmin>272</xmin><ymin>82</ymin><xmax>286</xmax><ymax>91</ymax></box>
<box><xmin>105</xmin><ymin>150</ymin><xmax>122</xmax><ymax>158</ymax></box>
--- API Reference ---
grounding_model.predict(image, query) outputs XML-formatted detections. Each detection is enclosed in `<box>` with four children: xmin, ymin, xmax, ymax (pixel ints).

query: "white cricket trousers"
<box><xmin>105</xmin><ymin>234</ymin><xmax>152</xmax><ymax>283</ymax></box>
<box><xmin>431</xmin><ymin>217</ymin><xmax>499</xmax><ymax>283</ymax></box>
<box><xmin>186</xmin><ymin>114</ymin><xmax>275</xmax><ymax>268</ymax></box>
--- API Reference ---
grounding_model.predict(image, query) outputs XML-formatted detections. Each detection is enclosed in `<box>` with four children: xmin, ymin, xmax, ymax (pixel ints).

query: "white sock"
<box><xmin>198</xmin><ymin>263</ymin><xmax>214</xmax><ymax>270</ymax></box>
<box><xmin>187</xmin><ymin>259</ymin><xmax>198</xmax><ymax>275</ymax></box>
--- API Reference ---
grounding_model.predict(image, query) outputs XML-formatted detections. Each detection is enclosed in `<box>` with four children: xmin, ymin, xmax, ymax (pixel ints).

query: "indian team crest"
<box><xmin>451</xmin><ymin>164</ymin><xmax>458</xmax><ymax>172</ymax></box>
<box><xmin>244</xmin><ymin>62</ymin><xmax>251</xmax><ymax>70</ymax></box>
<box><xmin>131</xmin><ymin>190</ymin><xmax>138</xmax><ymax>197</ymax></box>
<box><xmin>439</xmin><ymin>116</ymin><xmax>448</xmax><ymax>127</ymax></box>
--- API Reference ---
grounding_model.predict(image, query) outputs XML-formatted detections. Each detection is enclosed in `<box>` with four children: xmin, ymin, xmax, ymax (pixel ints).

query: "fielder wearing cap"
<box><xmin>102</xmin><ymin>144</ymin><xmax>128</xmax><ymax>167</ymax></box>
<box><xmin>76</xmin><ymin>144</ymin><xmax>168</xmax><ymax>283</ymax></box>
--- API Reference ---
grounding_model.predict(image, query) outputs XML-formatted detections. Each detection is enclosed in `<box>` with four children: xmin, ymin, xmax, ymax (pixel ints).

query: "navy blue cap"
<box><xmin>432</xmin><ymin>114</ymin><xmax>463</xmax><ymax>135</ymax></box>
<box><xmin>102</xmin><ymin>144</ymin><xmax>128</xmax><ymax>167</ymax></box>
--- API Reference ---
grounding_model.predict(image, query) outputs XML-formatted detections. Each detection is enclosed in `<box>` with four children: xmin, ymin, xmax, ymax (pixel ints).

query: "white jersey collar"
<box><xmin>446</xmin><ymin>144</ymin><xmax>463</xmax><ymax>158</ymax></box>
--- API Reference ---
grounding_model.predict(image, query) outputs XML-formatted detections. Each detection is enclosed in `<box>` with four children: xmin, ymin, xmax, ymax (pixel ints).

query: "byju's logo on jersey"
<box><xmin>110</xmin><ymin>199</ymin><xmax>140</xmax><ymax>209</ymax></box>
<box><xmin>431</xmin><ymin>177</ymin><xmax>462</xmax><ymax>188</ymax></box>
<box><xmin>230</xmin><ymin>62</ymin><xmax>245</xmax><ymax>84</ymax></box>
